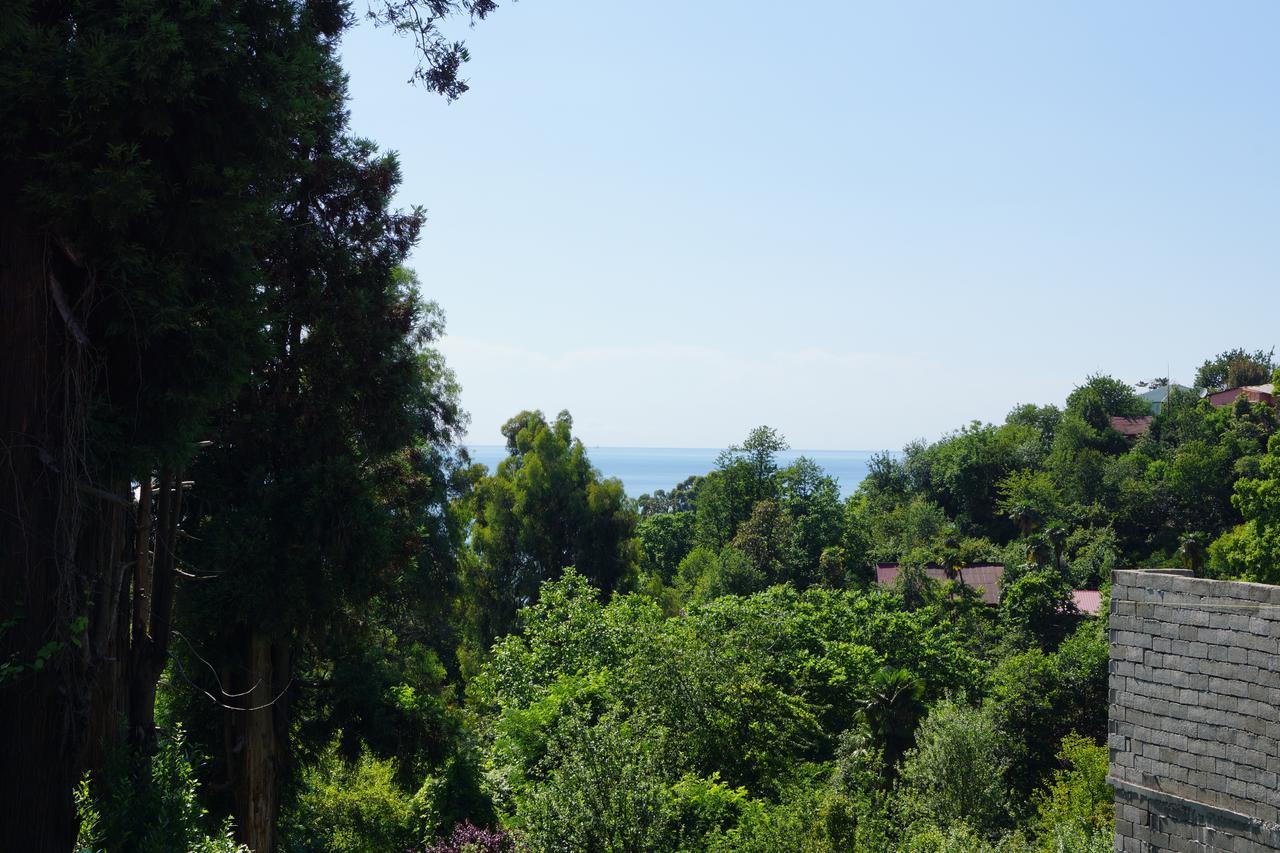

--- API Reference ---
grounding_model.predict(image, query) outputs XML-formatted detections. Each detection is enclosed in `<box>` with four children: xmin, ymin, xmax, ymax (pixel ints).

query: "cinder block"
<box><xmin>1236</xmin><ymin>582</ymin><xmax>1280</xmax><ymax>603</ymax></box>
<box><xmin>1207</xmin><ymin>644</ymin><xmax>1232</xmax><ymax>662</ymax></box>
<box><xmin>1228</xmin><ymin>613</ymin><xmax>1252</xmax><ymax>632</ymax></box>
<box><xmin>1238</xmin><ymin>698</ymin><xmax>1266</xmax><ymax>720</ymax></box>
<box><xmin>1209</xmin><ymin>829</ymin><xmax>1237</xmax><ymax>853</ymax></box>
<box><xmin>1242</xmin><ymin>631</ymin><xmax>1275</xmax><ymax>652</ymax></box>
<box><xmin>1110</xmin><ymin>577</ymin><xmax>1280</xmax><ymax>853</ymax></box>
<box><xmin>1112</xmin><ymin>614</ymin><xmax>1139</xmax><ymax>633</ymax></box>
<box><xmin>1221</xmin><ymin>679</ymin><xmax>1251</xmax><ymax>699</ymax></box>
<box><xmin>1249</xmin><ymin>681</ymin><xmax>1280</xmax><ymax>706</ymax></box>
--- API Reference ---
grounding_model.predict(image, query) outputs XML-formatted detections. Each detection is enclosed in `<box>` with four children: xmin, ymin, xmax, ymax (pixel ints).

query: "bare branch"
<box><xmin>48</xmin><ymin>272</ymin><xmax>90</xmax><ymax>347</ymax></box>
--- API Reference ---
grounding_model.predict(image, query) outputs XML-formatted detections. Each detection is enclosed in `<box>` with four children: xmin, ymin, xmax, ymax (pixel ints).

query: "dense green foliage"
<box><xmin>460</xmin><ymin>410</ymin><xmax>636</xmax><ymax>658</ymax></box>
<box><xmin>838</xmin><ymin>370</ymin><xmax>1278</xmax><ymax>579</ymax></box>
<box><xmin>1</xmin><ymin>0</ymin><xmax>499</xmax><ymax>849</ymax></box>
<box><xmin>1194</xmin><ymin>348</ymin><xmax>1275</xmax><ymax>391</ymax></box>
<box><xmin>1208</xmin><ymin>426</ymin><xmax>1280</xmax><ymax>583</ymax></box>
<box><xmin>62</xmin><ymin>353</ymin><xmax>1280</xmax><ymax>850</ymax></box>
<box><xmin>76</xmin><ymin>727</ymin><xmax>245</xmax><ymax>853</ymax></box>
<box><xmin>7</xmin><ymin>1</ymin><xmax>1278</xmax><ymax>848</ymax></box>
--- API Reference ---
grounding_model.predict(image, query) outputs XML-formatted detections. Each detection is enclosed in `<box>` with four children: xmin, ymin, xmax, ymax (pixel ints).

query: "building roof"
<box><xmin>1072</xmin><ymin>589</ymin><xmax>1103</xmax><ymax>616</ymax></box>
<box><xmin>875</xmin><ymin>562</ymin><xmax>1104</xmax><ymax>616</ymax></box>
<box><xmin>874</xmin><ymin>563</ymin><xmax>1004</xmax><ymax>605</ymax></box>
<box><xmin>1109</xmin><ymin>415</ymin><xmax>1153</xmax><ymax>438</ymax></box>
<box><xmin>1137</xmin><ymin>384</ymin><xmax>1189</xmax><ymax>404</ymax></box>
<box><xmin>1207</xmin><ymin>383</ymin><xmax>1276</xmax><ymax>407</ymax></box>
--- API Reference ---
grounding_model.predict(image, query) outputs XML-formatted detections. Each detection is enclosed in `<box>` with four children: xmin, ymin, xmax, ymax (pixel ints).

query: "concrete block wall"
<box><xmin>1109</xmin><ymin>568</ymin><xmax>1280</xmax><ymax>852</ymax></box>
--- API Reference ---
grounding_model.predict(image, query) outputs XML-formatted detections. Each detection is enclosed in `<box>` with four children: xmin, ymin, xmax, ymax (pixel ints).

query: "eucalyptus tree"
<box><xmin>465</xmin><ymin>410</ymin><xmax>637</xmax><ymax>649</ymax></box>
<box><xmin>694</xmin><ymin>427</ymin><xmax>789</xmax><ymax>549</ymax></box>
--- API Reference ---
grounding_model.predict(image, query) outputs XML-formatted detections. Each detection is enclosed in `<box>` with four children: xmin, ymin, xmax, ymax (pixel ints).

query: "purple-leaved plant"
<box><xmin>415</xmin><ymin>821</ymin><xmax>515</xmax><ymax>853</ymax></box>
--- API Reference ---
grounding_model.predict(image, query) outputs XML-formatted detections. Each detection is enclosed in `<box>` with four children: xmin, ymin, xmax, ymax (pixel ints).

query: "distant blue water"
<box><xmin>463</xmin><ymin>446</ymin><xmax>878</xmax><ymax>499</ymax></box>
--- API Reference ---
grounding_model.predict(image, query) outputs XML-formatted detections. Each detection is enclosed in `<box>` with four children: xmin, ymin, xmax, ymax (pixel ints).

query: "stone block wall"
<box><xmin>1109</xmin><ymin>568</ymin><xmax>1280</xmax><ymax>852</ymax></box>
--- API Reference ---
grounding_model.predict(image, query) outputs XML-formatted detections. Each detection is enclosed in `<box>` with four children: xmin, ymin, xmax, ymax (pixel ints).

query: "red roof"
<box><xmin>1207</xmin><ymin>384</ymin><xmax>1275</xmax><ymax>408</ymax></box>
<box><xmin>874</xmin><ymin>563</ymin><xmax>1004</xmax><ymax>605</ymax></box>
<box><xmin>1071</xmin><ymin>589</ymin><xmax>1102</xmax><ymax>615</ymax></box>
<box><xmin>1109</xmin><ymin>415</ymin><xmax>1153</xmax><ymax>438</ymax></box>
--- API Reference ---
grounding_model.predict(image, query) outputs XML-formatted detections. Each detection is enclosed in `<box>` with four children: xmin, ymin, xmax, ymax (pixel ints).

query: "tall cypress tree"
<box><xmin>178</xmin><ymin>121</ymin><xmax>466</xmax><ymax>850</ymax></box>
<box><xmin>0</xmin><ymin>4</ymin><xmax>327</xmax><ymax>846</ymax></box>
<box><xmin>0</xmin><ymin>1</ymin><xmax>498</xmax><ymax>847</ymax></box>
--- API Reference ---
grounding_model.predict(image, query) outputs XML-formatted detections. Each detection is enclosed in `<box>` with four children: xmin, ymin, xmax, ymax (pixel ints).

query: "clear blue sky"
<box><xmin>340</xmin><ymin>1</ymin><xmax>1278</xmax><ymax>450</ymax></box>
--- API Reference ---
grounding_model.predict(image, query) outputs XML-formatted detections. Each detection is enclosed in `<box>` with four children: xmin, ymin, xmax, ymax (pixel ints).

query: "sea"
<box><xmin>463</xmin><ymin>446</ymin><xmax>879</xmax><ymax>499</ymax></box>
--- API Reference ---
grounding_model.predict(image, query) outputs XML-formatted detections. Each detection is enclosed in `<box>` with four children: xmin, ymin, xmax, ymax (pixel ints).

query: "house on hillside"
<box><xmin>1109</xmin><ymin>415</ymin><xmax>1153</xmax><ymax>440</ymax></box>
<box><xmin>1137</xmin><ymin>383</ymin><xmax>1190</xmax><ymax>415</ymax></box>
<box><xmin>873</xmin><ymin>562</ymin><xmax>1103</xmax><ymax>614</ymax></box>
<box><xmin>1110</xmin><ymin>382</ymin><xmax>1191</xmax><ymax>439</ymax></box>
<box><xmin>1071</xmin><ymin>589</ymin><xmax>1102</xmax><ymax>616</ymax></box>
<box><xmin>874</xmin><ymin>562</ymin><xmax>1004</xmax><ymax>605</ymax></box>
<box><xmin>1205</xmin><ymin>382</ymin><xmax>1275</xmax><ymax>408</ymax></box>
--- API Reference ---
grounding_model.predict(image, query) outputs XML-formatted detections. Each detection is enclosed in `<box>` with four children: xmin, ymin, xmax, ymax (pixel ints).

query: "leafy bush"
<box><xmin>282</xmin><ymin>735</ymin><xmax>496</xmax><ymax>852</ymax></box>
<box><xmin>999</xmin><ymin>568</ymin><xmax>1076</xmax><ymax>649</ymax></box>
<box><xmin>900</xmin><ymin>822</ymin><xmax>991</xmax><ymax>853</ymax></box>
<box><xmin>1034</xmin><ymin>820</ymin><xmax>1113</xmax><ymax>853</ymax></box>
<box><xmin>516</xmin><ymin>712</ymin><xmax>677</xmax><ymax>852</ymax></box>
<box><xmin>286</xmin><ymin>744</ymin><xmax>418</xmax><ymax>853</ymax></box>
<box><xmin>1033</xmin><ymin>734</ymin><xmax>1113</xmax><ymax>845</ymax></box>
<box><xmin>899</xmin><ymin>700</ymin><xmax>1011</xmax><ymax>838</ymax></box>
<box><xmin>418</xmin><ymin>821</ymin><xmax>514</xmax><ymax>853</ymax></box>
<box><xmin>668</xmin><ymin>772</ymin><xmax>751</xmax><ymax>844</ymax></box>
<box><xmin>75</xmin><ymin>726</ymin><xmax>244</xmax><ymax>853</ymax></box>
<box><xmin>705</xmin><ymin>795</ymin><xmax>828</xmax><ymax>853</ymax></box>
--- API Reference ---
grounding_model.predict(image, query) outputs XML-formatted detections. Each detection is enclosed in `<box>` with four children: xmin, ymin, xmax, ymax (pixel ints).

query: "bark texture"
<box><xmin>0</xmin><ymin>223</ymin><xmax>92</xmax><ymax>851</ymax></box>
<box><xmin>225</xmin><ymin>629</ymin><xmax>292</xmax><ymax>853</ymax></box>
<box><xmin>0</xmin><ymin>222</ymin><xmax>177</xmax><ymax>850</ymax></box>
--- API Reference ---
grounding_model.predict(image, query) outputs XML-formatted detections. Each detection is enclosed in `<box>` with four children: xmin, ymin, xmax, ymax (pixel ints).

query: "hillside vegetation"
<box><xmin>74</xmin><ymin>353</ymin><xmax>1280</xmax><ymax>851</ymax></box>
<box><xmin>5</xmin><ymin>3</ymin><xmax>1279</xmax><ymax>850</ymax></box>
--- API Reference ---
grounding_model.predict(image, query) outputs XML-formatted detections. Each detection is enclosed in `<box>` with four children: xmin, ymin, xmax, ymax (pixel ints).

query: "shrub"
<box><xmin>287</xmin><ymin>745</ymin><xmax>417</xmax><ymax>853</ymax></box>
<box><xmin>900</xmin><ymin>822</ymin><xmax>990</xmax><ymax>853</ymax></box>
<box><xmin>1033</xmin><ymin>734</ymin><xmax>1113</xmax><ymax>845</ymax></box>
<box><xmin>1000</xmin><ymin>568</ymin><xmax>1076</xmax><ymax>649</ymax></box>
<box><xmin>75</xmin><ymin>726</ymin><xmax>244</xmax><ymax>853</ymax></box>
<box><xmin>516</xmin><ymin>712</ymin><xmax>677</xmax><ymax>852</ymax></box>
<box><xmin>418</xmin><ymin>821</ymin><xmax>514</xmax><ymax>853</ymax></box>
<box><xmin>899</xmin><ymin>700</ymin><xmax>1012</xmax><ymax>839</ymax></box>
<box><xmin>669</xmin><ymin>772</ymin><xmax>751</xmax><ymax>844</ymax></box>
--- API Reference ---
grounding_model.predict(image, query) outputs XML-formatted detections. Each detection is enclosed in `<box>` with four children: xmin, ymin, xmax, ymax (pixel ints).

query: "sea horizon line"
<box><xmin>463</xmin><ymin>443</ymin><xmax>894</xmax><ymax>455</ymax></box>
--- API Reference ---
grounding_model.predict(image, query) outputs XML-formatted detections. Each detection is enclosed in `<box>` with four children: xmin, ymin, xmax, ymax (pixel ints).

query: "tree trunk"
<box><xmin>0</xmin><ymin>219</ymin><xmax>149</xmax><ymax>849</ymax></box>
<box><xmin>225</xmin><ymin>628</ymin><xmax>292</xmax><ymax>853</ymax></box>
<box><xmin>0</xmin><ymin>221</ymin><xmax>93</xmax><ymax>851</ymax></box>
<box><xmin>126</xmin><ymin>469</ymin><xmax>182</xmax><ymax>756</ymax></box>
